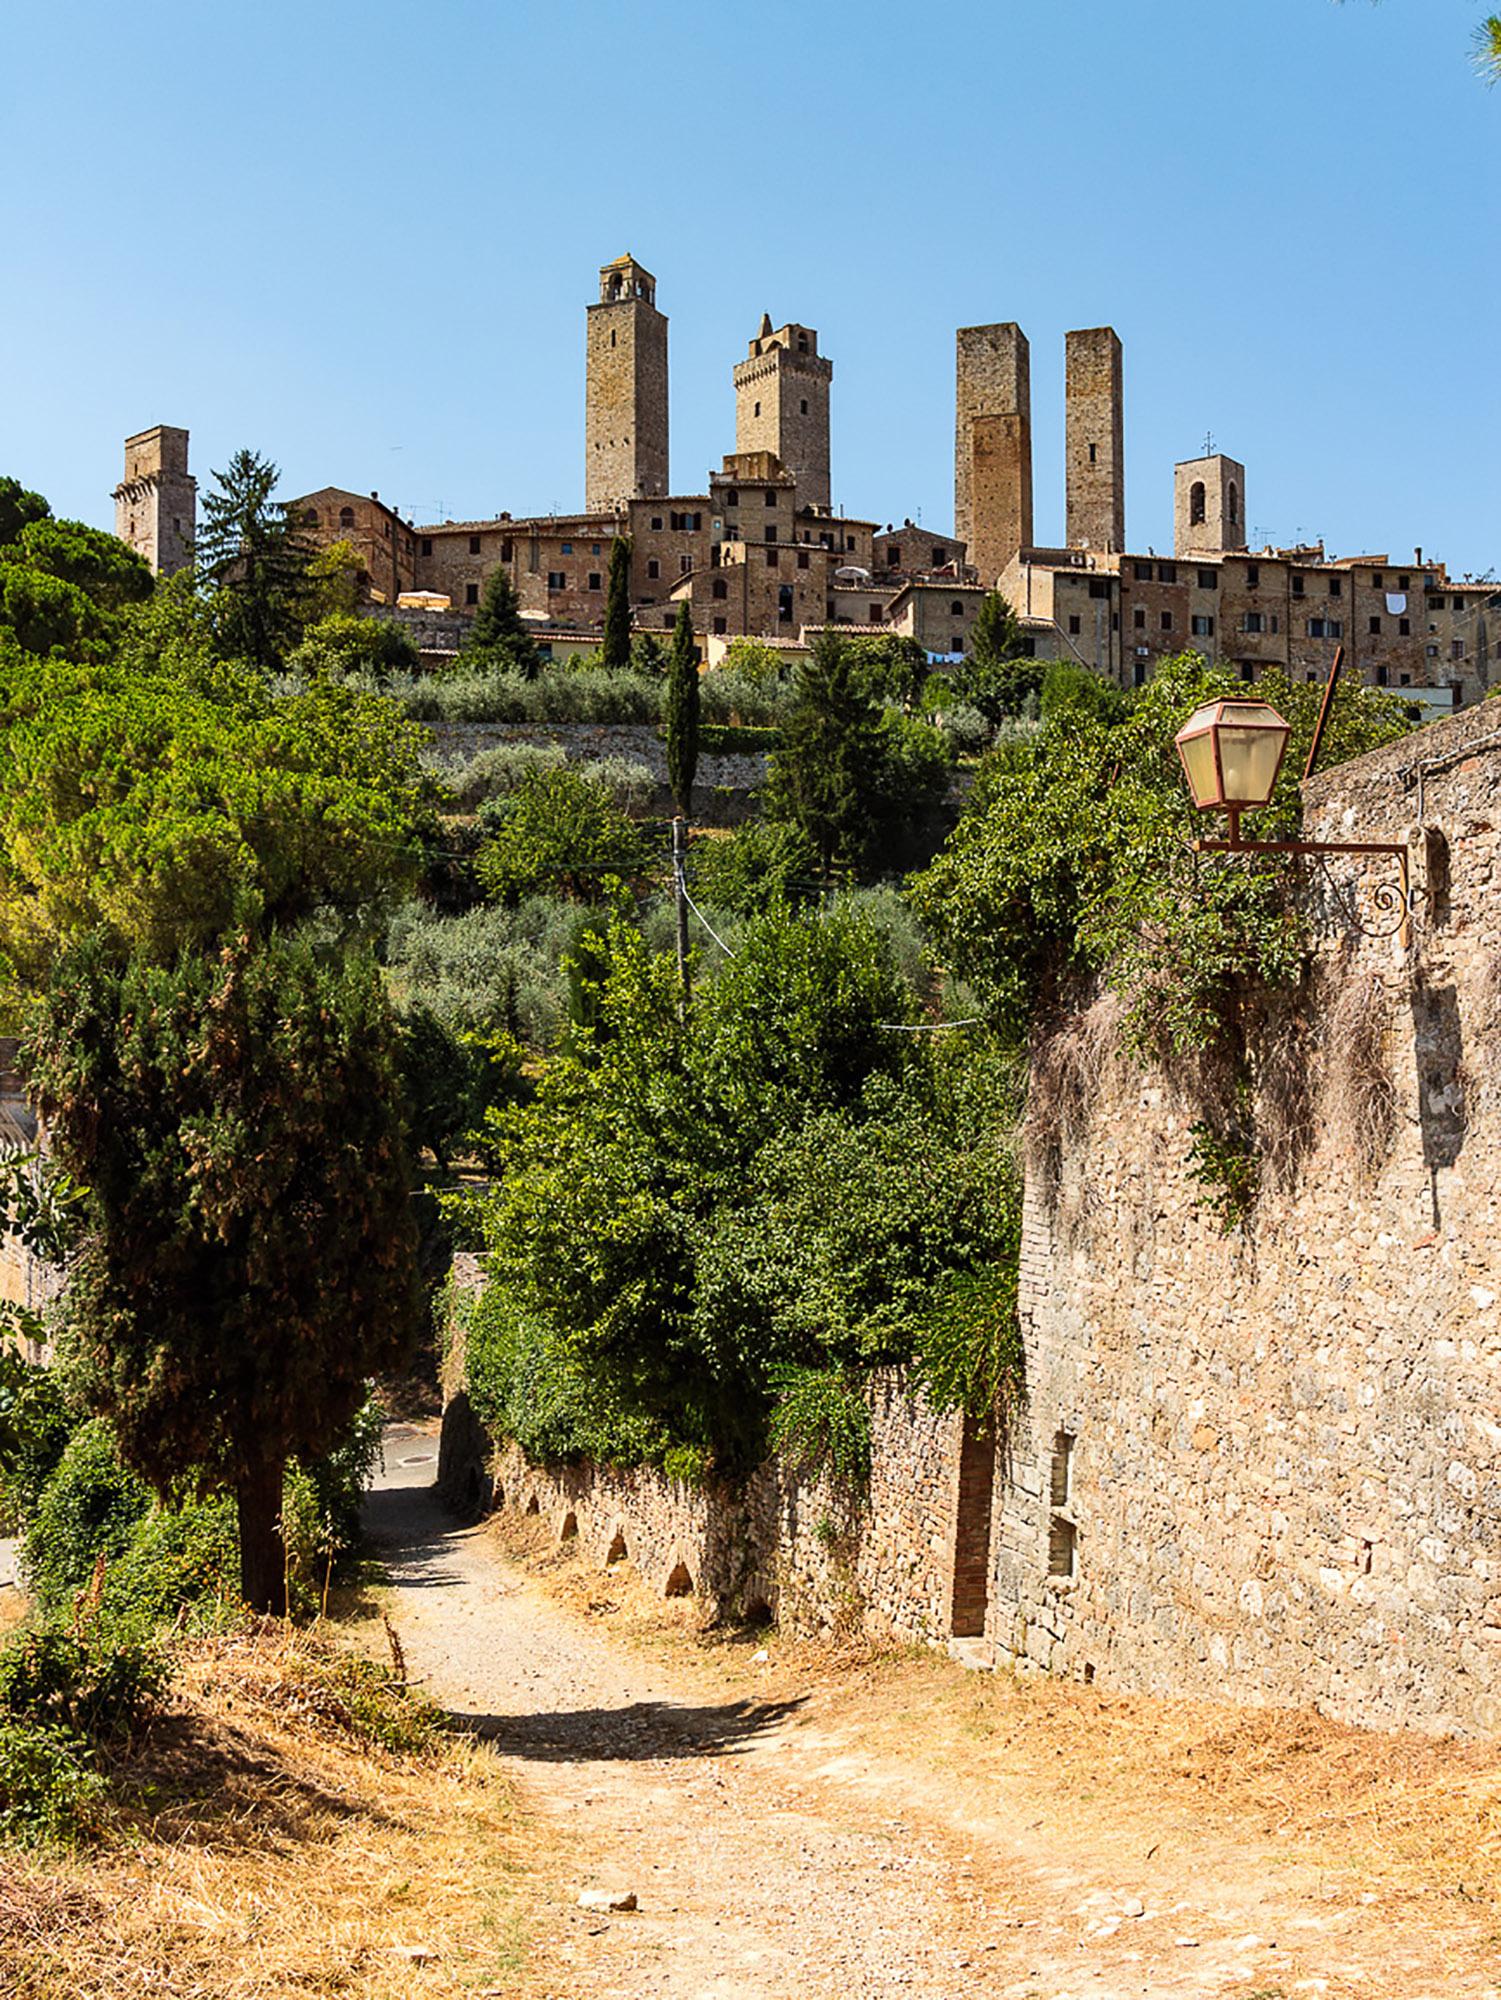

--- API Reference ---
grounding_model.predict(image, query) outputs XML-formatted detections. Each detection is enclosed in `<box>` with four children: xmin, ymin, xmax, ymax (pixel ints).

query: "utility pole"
<box><xmin>672</xmin><ymin>815</ymin><xmax>690</xmax><ymax>1019</ymax></box>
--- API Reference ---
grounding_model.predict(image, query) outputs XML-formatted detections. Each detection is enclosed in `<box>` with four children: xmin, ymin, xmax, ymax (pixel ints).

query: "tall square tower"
<box><xmin>586</xmin><ymin>256</ymin><xmax>669</xmax><ymax>510</ymax></box>
<box><xmin>1175</xmin><ymin>453</ymin><xmax>1247</xmax><ymax>557</ymax></box>
<box><xmin>113</xmin><ymin>425</ymin><xmax>196</xmax><ymax>575</ymax></box>
<box><xmin>733</xmin><ymin>316</ymin><xmax>833</xmax><ymax>509</ymax></box>
<box><xmin>1065</xmin><ymin>327</ymin><xmax>1124</xmax><ymax>553</ymax></box>
<box><xmin>956</xmin><ymin>323</ymin><xmax>1032</xmax><ymax>584</ymax></box>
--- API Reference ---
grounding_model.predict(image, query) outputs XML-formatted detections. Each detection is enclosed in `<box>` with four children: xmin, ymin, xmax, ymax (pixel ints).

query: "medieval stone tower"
<box><xmin>113</xmin><ymin>425</ymin><xmax>196</xmax><ymax>576</ymax></box>
<box><xmin>585</xmin><ymin>255</ymin><xmax>669</xmax><ymax>511</ymax></box>
<box><xmin>955</xmin><ymin>323</ymin><xmax>1033</xmax><ymax>585</ymax></box>
<box><xmin>1174</xmin><ymin>451</ymin><xmax>1247</xmax><ymax>557</ymax></box>
<box><xmin>1065</xmin><ymin>327</ymin><xmax>1124</xmax><ymax>553</ymax></box>
<box><xmin>733</xmin><ymin>316</ymin><xmax>833</xmax><ymax>510</ymax></box>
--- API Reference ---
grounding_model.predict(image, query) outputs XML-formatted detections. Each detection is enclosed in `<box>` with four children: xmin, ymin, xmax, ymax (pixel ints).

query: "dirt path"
<box><xmin>369</xmin><ymin>1428</ymin><xmax>1501</xmax><ymax>2000</ymax></box>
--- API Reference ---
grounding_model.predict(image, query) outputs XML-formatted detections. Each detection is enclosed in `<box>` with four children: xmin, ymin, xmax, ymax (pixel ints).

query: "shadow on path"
<box><xmin>458</xmin><ymin>1695</ymin><xmax>805</xmax><ymax>1764</ymax></box>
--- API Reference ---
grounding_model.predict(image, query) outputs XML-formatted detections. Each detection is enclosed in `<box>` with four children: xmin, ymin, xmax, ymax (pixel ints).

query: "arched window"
<box><xmin>303</xmin><ymin>508</ymin><xmax>318</xmax><ymax>526</ymax></box>
<box><xmin>1228</xmin><ymin>482</ymin><xmax>1240</xmax><ymax>525</ymax></box>
<box><xmin>339</xmin><ymin>505</ymin><xmax>355</xmax><ymax>528</ymax></box>
<box><xmin>711</xmin><ymin>577</ymin><xmax>728</xmax><ymax>600</ymax></box>
<box><xmin>1189</xmin><ymin>482</ymin><xmax>1206</xmax><ymax>527</ymax></box>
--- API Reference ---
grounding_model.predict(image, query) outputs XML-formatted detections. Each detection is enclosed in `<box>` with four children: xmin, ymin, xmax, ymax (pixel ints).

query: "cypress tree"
<box><xmin>602</xmin><ymin>534</ymin><xmax>633</xmax><ymax>670</ymax></box>
<box><xmin>665</xmin><ymin>598</ymin><xmax>700</xmax><ymax>818</ymax></box>
<box><xmin>768</xmin><ymin>630</ymin><xmax>883</xmax><ymax>879</ymax></box>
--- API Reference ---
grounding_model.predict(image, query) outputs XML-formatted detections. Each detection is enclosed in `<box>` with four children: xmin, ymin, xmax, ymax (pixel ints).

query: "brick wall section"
<box><xmin>999</xmin><ymin>699</ymin><xmax>1501</xmax><ymax>1734</ymax></box>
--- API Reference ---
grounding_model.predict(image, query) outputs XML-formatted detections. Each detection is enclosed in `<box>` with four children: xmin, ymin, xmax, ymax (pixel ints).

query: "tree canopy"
<box><xmin>196</xmin><ymin>449</ymin><xmax>312</xmax><ymax>670</ymax></box>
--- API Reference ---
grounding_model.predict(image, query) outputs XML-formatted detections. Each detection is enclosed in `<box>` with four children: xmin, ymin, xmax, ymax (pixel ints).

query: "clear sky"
<box><xmin>5</xmin><ymin>0</ymin><xmax>1497</xmax><ymax>575</ymax></box>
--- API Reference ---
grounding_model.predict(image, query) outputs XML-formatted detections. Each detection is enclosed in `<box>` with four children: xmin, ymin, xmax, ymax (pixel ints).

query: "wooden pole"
<box><xmin>1302</xmin><ymin>644</ymin><xmax>1345</xmax><ymax>783</ymax></box>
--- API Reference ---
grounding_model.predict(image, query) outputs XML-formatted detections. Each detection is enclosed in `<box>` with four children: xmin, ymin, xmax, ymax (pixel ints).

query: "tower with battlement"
<box><xmin>113</xmin><ymin>425</ymin><xmax>196</xmax><ymax>575</ymax></box>
<box><xmin>733</xmin><ymin>316</ymin><xmax>833</xmax><ymax>509</ymax></box>
<box><xmin>585</xmin><ymin>255</ymin><xmax>669</xmax><ymax>510</ymax></box>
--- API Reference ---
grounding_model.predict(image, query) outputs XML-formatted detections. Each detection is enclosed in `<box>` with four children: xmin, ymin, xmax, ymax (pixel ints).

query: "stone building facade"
<box><xmin>113</xmin><ymin>426</ymin><xmax>196</xmax><ymax>577</ymax></box>
<box><xmin>1064</xmin><ymin>326</ymin><xmax>1124</xmax><ymax>555</ymax></box>
<box><xmin>585</xmin><ymin>255</ymin><xmax>669</xmax><ymax>510</ymax></box>
<box><xmin>1174</xmin><ymin>451</ymin><xmax>1247</xmax><ymax>558</ymax></box>
<box><xmin>294</xmin><ymin>486</ymin><xmax>419</xmax><ymax>604</ymax></box>
<box><xmin>733</xmin><ymin>316</ymin><xmax>834</xmax><ymax>510</ymax></box>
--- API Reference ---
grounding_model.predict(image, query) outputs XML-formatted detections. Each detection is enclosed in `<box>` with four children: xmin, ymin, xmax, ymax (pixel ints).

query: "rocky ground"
<box><xmin>368</xmin><ymin>1426</ymin><xmax>1501</xmax><ymax>2000</ymax></box>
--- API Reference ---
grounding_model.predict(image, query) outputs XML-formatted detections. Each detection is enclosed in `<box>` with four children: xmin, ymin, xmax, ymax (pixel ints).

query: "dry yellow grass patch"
<box><xmin>2</xmin><ymin>1628</ymin><xmax>541</xmax><ymax>1999</ymax></box>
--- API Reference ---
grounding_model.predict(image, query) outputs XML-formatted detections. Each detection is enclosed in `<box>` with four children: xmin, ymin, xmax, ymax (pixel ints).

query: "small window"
<box><xmin>651</xmin><ymin>516</ymin><xmax>663</xmax><ymax>530</ymax></box>
<box><xmin>588</xmin><ymin>572</ymin><xmax>601</xmax><ymax>591</ymax></box>
<box><xmin>1398</xmin><ymin>573</ymin><xmax>1410</xmax><ymax>590</ymax></box>
<box><xmin>1369</xmin><ymin>616</ymin><xmax>1382</xmax><ymax>634</ymax></box>
<box><xmin>1191</xmin><ymin>614</ymin><xmax>1214</xmax><ymax>637</ymax></box>
<box><xmin>712</xmin><ymin>615</ymin><xmax>727</xmax><ymax>634</ymax></box>
<box><xmin>754</xmin><ymin>400</ymin><xmax>761</xmax><ymax>417</ymax></box>
<box><xmin>592</xmin><ymin>543</ymin><xmax>601</xmax><ymax>556</ymax></box>
<box><xmin>1133</xmin><ymin>661</ymin><xmax>1147</xmax><ymax>686</ymax></box>
<box><xmin>1242</xmin><ymin>611</ymin><xmax>1264</xmax><ymax>634</ymax></box>
<box><xmin>420</xmin><ymin>536</ymin><xmax>432</xmax><ymax>557</ymax></box>
<box><xmin>1048</xmin><ymin>1516</ymin><xmax>1076</xmax><ymax>1578</ymax></box>
<box><xmin>469</xmin><ymin>535</ymin><xmax>482</xmax><ymax>555</ymax></box>
<box><xmin>465</xmin><ymin>583</ymin><xmax>479</xmax><ymax>606</ymax></box>
<box><xmin>766</xmin><ymin>524</ymin><xmax>777</xmax><ymax>543</ymax></box>
<box><xmin>930</xmin><ymin>547</ymin><xmax>944</xmax><ymax>566</ymax></box>
<box><xmin>778</xmin><ymin>583</ymin><xmax>793</xmax><ymax>622</ymax></box>
<box><xmin>1329</xmin><ymin>575</ymin><xmax>1342</xmax><ymax>596</ymax></box>
<box><xmin>800</xmin><ymin>398</ymin><xmax>809</xmax><ymax>414</ymax></box>
<box><xmin>1088</xmin><ymin>578</ymin><xmax>1110</xmax><ymax>599</ymax></box>
<box><xmin>383</xmin><ymin>520</ymin><xmax>391</xmax><ymax>538</ymax></box>
<box><xmin>1068</xmin><ymin>614</ymin><xmax>1081</xmax><ymax>634</ymax></box>
<box><xmin>1160</xmin><ymin>610</ymin><xmax>1173</xmax><ymax>632</ymax></box>
<box><xmin>797</xmin><ymin>551</ymin><xmax>809</xmax><ymax>570</ymax></box>
<box><xmin>1399</xmin><ymin>617</ymin><xmax>1411</xmax><ymax>636</ymax></box>
<box><xmin>339</xmin><ymin>506</ymin><xmax>355</xmax><ymax>528</ymax></box>
<box><xmin>1189</xmin><ymin>480</ymin><xmax>1206</xmax><ymax>527</ymax></box>
<box><xmin>765</xmin><ymin>489</ymin><xmax>777</xmax><ymax>507</ymax></box>
<box><xmin>711</xmin><ymin>577</ymin><xmax>727</xmax><ymax>600</ymax></box>
<box><xmin>1158</xmin><ymin>561</ymin><xmax>1177</xmax><ymax>584</ymax></box>
<box><xmin>680</xmin><ymin>554</ymin><xmax>692</xmax><ymax>574</ymax></box>
<box><xmin>1246</xmin><ymin>563</ymin><xmax>1260</xmax><ymax>587</ymax></box>
<box><xmin>1426</xmin><ymin>643</ymin><xmax>1440</xmax><ymax>658</ymax></box>
<box><xmin>1089</xmin><ymin>442</ymin><xmax>1097</xmax><ymax>465</ymax></box>
<box><xmin>870</xmin><ymin>603</ymin><xmax>883</xmax><ymax>621</ymax></box>
<box><xmin>952</xmin><ymin>635</ymin><xmax>963</xmax><ymax>651</ymax></box>
<box><xmin>647</xmin><ymin>558</ymin><xmax>660</xmax><ymax>580</ymax></box>
<box><xmin>1133</xmin><ymin>607</ymin><xmax>1146</xmax><ymax>630</ymax></box>
<box><xmin>1292</xmin><ymin>574</ymin><xmax>1305</xmax><ymax>597</ymax></box>
<box><xmin>303</xmin><ymin>508</ymin><xmax>319</xmax><ymax>526</ymax></box>
<box><xmin>950</xmin><ymin>600</ymin><xmax>964</xmax><ymax>615</ymax></box>
<box><xmin>501</xmin><ymin>539</ymin><xmax>513</xmax><ymax>562</ymax></box>
<box><xmin>1377</xmin><ymin>663</ymin><xmax>1389</xmax><ymax>686</ymax></box>
<box><xmin>1453</xmin><ymin>639</ymin><xmax>1465</xmax><ymax>659</ymax></box>
<box><xmin>1227</xmin><ymin>481</ymin><xmax>1240</xmax><ymax>525</ymax></box>
<box><xmin>887</xmin><ymin>544</ymin><xmax>902</xmax><ymax>568</ymax></box>
<box><xmin>766</xmin><ymin>547</ymin><xmax>779</xmax><ymax>568</ymax></box>
<box><xmin>547</xmin><ymin>571</ymin><xmax>565</xmax><ymax>591</ymax></box>
<box><xmin>1371</xmin><ymin>572</ymin><xmax>1384</xmax><ymax>589</ymax></box>
<box><xmin>845</xmin><ymin>536</ymin><xmax>855</xmax><ymax>552</ymax></box>
<box><xmin>1197</xmin><ymin>568</ymin><xmax>1217</xmax><ymax>590</ymax></box>
<box><xmin>1134</xmin><ymin>561</ymin><xmax>1153</xmax><ymax>582</ymax></box>
<box><xmin>727</xmin><ymin>489</ymin><xmax>739</xmax><ymax>507</ymax></box>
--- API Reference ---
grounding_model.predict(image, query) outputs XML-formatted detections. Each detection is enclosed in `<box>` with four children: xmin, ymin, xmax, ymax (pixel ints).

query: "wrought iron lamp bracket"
<box><xmin>1191</xmin><ymin>822</ymin><xmax>1422</xmax><ymax>947</ymax></box>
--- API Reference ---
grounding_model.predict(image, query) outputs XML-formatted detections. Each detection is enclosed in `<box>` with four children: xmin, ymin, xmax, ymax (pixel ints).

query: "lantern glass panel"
<box><xmin>1177</xmin><ymin>729</ymin><xmax>1220</xmax><ymax>806</ymax></box>
<box><xmin>1216</xmin><ymin>723</ymin><xmax>1285</xmax><ymax>806</ymax></box>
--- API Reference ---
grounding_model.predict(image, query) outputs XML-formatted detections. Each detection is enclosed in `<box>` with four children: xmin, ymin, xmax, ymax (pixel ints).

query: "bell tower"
<box><xmin>585</xmin><ymin>255</ymin><xmax>669</xmax><ymax>510</ymax></box>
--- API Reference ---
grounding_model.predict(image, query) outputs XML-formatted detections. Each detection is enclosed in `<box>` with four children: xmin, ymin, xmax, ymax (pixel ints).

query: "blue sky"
<box><xmin>5</xmin><ymin>0</ymin><xmax>1497</xmax><ymax>575</ymax></box>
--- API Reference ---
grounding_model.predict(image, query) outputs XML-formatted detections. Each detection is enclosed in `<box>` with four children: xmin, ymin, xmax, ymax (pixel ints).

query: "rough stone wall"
<box><xmin>113</xmin><ymin>426</ymin><xmax>196</xmax><ymax>578</ymax></box>
<box><xmin>439</xmin><ymin>1311</ymin><xmax>968</xmax><ymax>1646</ymax></box>
<box><xmin>1064</xmin><ymin>327</ymin><xmax>1124</xmax><ymax>555</ymax></box>
<box><xmin>1173</xmin><ymin>453</ymin><xmax>1247</xmax><ymax>559</ymax></box>
<box><xmin>733</xmin><ymin>324</ymin><xmax>834</xmax><ymax>511</ymax></box>
<box><xmin>955</xmin><ymin>324</ymin><xmax>1032</xmax><ymax>585</ymax></box>
<box><xmin>998</xmin><ymin>701</ymin><xmax>1501</xmax><ymax>1734</ymax></box>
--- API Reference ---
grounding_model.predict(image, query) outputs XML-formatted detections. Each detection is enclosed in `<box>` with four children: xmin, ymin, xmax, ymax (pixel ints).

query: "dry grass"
<box><xmin>1025</xmin><ymin>992</ymin><xmax>1124</xmax><ymax>1193</ymax></box>
<box><xmin>2</xmin><ymin>1627</ymin><xmax>540</xmax><ymax>1999</ymax></box>
<box><xmin>1318</xmin><ymin>965</ymin><xmax>1397</xmax><ymax>1184</ymax></box>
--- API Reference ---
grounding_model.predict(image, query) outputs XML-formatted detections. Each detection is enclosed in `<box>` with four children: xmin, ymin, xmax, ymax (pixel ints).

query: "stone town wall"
<box><xmin>439</xmin><ymin>1281</ymin><xmax>966</xmax><ymax>1645</ymax></box>
<box><xmin>996</xmin><ymin>699</ymin><xmax>1501</xmax><ymax>1734</ymax></box>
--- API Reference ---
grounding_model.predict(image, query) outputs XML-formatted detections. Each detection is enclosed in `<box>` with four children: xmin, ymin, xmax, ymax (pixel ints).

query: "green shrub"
<box><xmin>0</xmin><ymin>1624</ymin><xmax>168</xmax><ymax>1741</ymax></box>
<box><xmin>280</xmin><ymin>1646</ymin><xmax>443</xmax><ymax>1755</ymax></box>
<box><xmin>688</xmin><ymin>820</ymin><xmax>819</xmax><ymax>916</ymax></box>
<box><xmin>442</xmin><ymin>740</ymin><xmax>565</xmax><ymax>810</ymax></box>
<box><xmin>23</xmin><ymin>1421</ymin><xmax>150</xmax><ymax>1610</ymax></box>
<box><xmin>475</xmin><ymin>766</ymin><xmax>650</xmax><ymax>903</ymax></box>
<box><xmin>100</xmin><ymin>1495</ymin><xmax>241</xmax><ymax>1633</ymax></box>
<box><xmin>693</xmin><ymin>723</ymin><xmax>782</xmax><ymax>754</ymax></box>
<box><xmin>0</xmin><ymin>1714</ymin><xmax>103</xmax><ymax>1843</ymax></box>
<box><xmin>0</xmin><ymin>1352</ymin><xmax>73</xmax><ymax>1532</ymax></box>
<box><xmin>912</xmin><ymin>1266</ymin><xmax>1023</xmax><ymax>1419</ymax></box>
<box><xmin>767</xmin><ymin>1367</ymin><xmax>871</xmax><ymax>1486</ymax></box>
<box><xmin>397</xmin><ymin>668</ymin><xmax>661</xmax><ymax>726</ymax></box>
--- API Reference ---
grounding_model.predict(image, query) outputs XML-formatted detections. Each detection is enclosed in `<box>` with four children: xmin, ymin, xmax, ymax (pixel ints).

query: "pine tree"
<box><xmin>665</xmin><ymin>599</ymin><xmax>700</xmax><ymax>818</ymax></box>
<box><xmin>768</xmin><ymin>631</ymin><xmax>883</xmax><ymax>878</ymax></box>
<box><xmin>961</xmin><ymin>589</ymin><xmax>1043</xmax><ymax>720</ymax></box>
<box><xmin>602</xmin><ymin>535</ymin><xmax>633</xmax><ymax>670</ymax></box>
<box><xmin>969</xmin><ymin>589</ymin><xmax>1023</xmax><ymax>667</ymax></box>
<box><xmin>196</xmin><ymin>448</ymin><xmax>312</xmax><ymax>670</ymax></box>
<box><xmin>467</xmin><ymin>566</ymin><xmax>540</xmax><ymax>678</ymax></box>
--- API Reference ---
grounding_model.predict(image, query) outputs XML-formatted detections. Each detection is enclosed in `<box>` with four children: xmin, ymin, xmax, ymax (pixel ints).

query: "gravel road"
<box><xmin>368</xmin><ymin>1427</ymin><xmax>1501</xmax><ymax>2000</ymax></box>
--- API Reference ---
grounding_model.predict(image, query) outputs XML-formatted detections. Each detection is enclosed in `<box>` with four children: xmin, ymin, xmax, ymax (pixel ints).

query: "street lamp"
<box><xmin>1173</xmin><ymin>696</ymin><xmax>1416</xmax><ymax>945</ymax></box>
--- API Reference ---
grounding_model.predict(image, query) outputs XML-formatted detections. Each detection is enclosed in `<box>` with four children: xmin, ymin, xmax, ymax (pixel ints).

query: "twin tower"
<box><xmin>957</xmin><ymin>322</ymin><xmax>1125</xmax><ymax>581</ymax></box>
<box><xmin>584</xmin><ymin>255</ymin><xmax>832</xmax><ymax>514</ymax></box>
